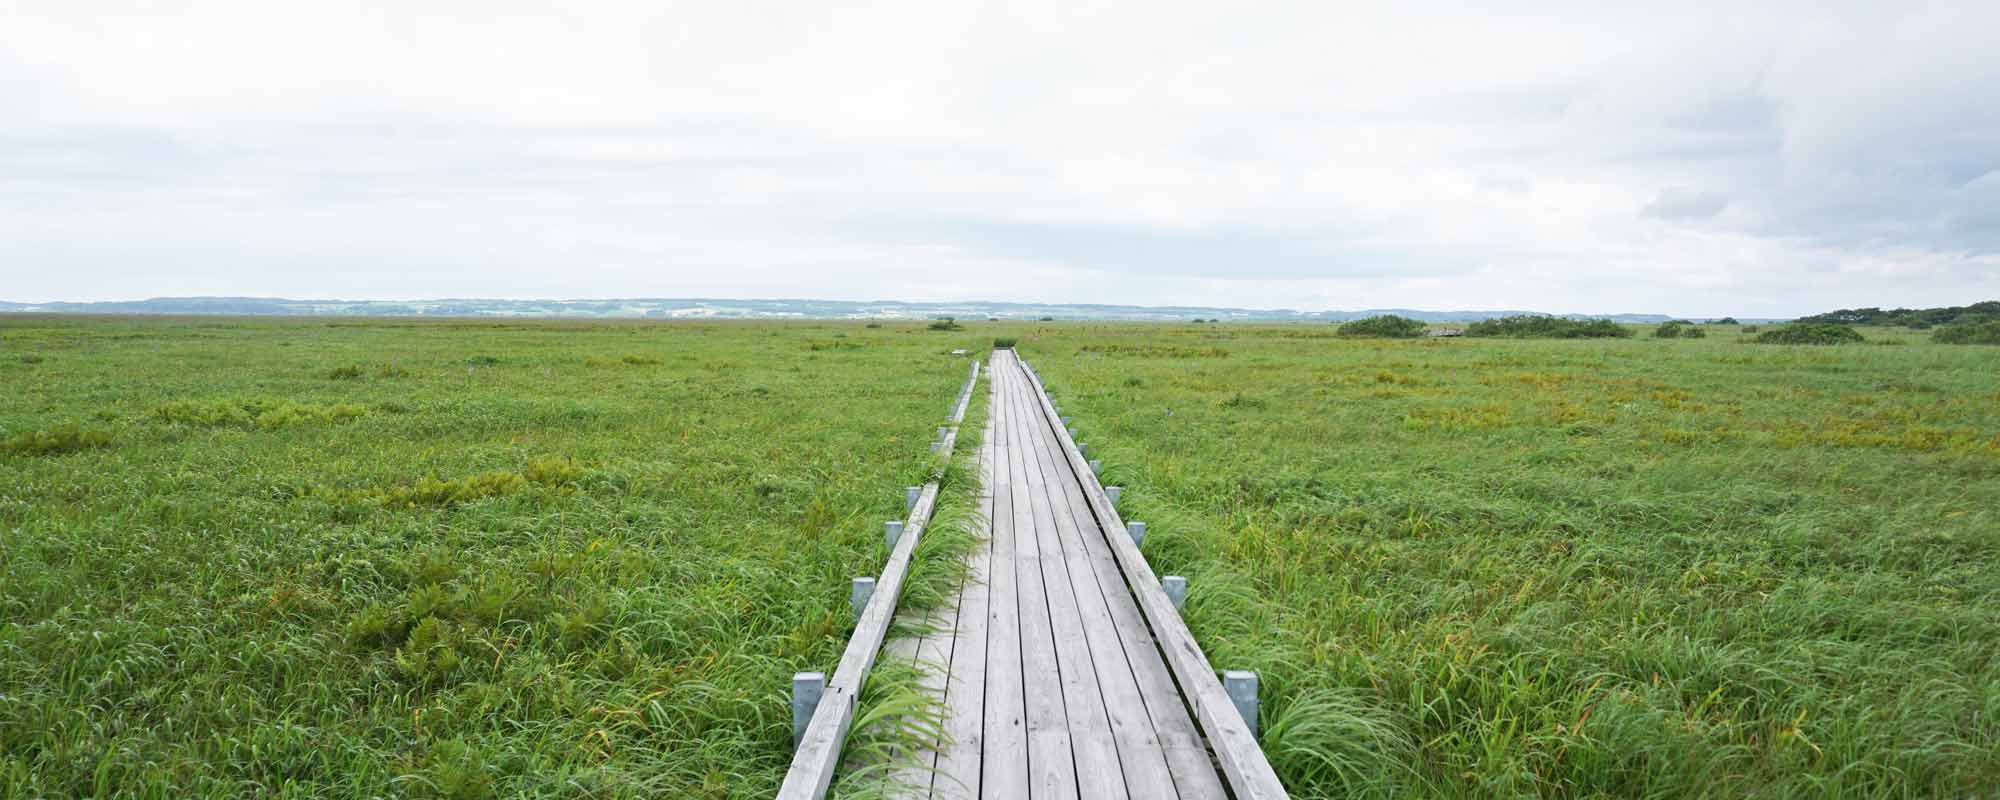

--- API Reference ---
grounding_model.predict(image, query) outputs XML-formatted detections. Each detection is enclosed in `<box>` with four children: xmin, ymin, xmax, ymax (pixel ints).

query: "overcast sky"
<box><xmin>3</xmin><ymin>1</ymin><xmax>1996</xmax><ymax>316</ymax></box>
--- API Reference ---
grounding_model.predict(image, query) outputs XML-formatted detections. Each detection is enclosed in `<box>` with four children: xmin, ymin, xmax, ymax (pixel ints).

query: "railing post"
<box><xmin>792</xmin><ymin>672</ymin><xmax>826</xmax><ymax>748</ymax></box>
<box><xmin>850</xmin><ymin>577</ymin><xmax>876</xmax><ymax>621</ymax></box>
<box><xmin>1089</xmin><ymin>459</ymin><xmax>1103</xmax><ymax>475</ymax></box>
<box><xmin>1077</xmin><ymin>442</ymin><xmax>1088</xmax><ymax>457</ymax></box>
<box><xmin>885</xmin><ymin>520</ymin><xmax>904</xmax><ymax>550</ymax></box>
<box><xmin>1223</xmin><ymin>670</ymin><xmax>1260</xmax><ymax>739</ymax></box>
<box><xmin>1163</xmin><ymin>575</ymin><xmax>1187</xmax><ymax>610</ymax></box>
<box><xmin>1105</xmin><ymin>486</ymin><xmax>1121</xmax><ymax>504</ymax></box>
<box><xmin>905</xmin><ymin>486</ymin><xmax>921</xmax><ymax>512</ymax></box>
<box><xmin>1127</xmin><ymin>521</ymin><xmax>1146</xmax><ymax>546</ymax></box>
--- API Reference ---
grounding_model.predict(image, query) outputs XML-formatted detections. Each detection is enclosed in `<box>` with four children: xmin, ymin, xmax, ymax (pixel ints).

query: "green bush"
<box><xmin>1655</xmin><ymin>321</ymin><xmax>1705</xmax><ymax>339</ymax></box>
<box><xmin>1754</xmin><ymin>324</ymin><xmax>1865</xmax><ymax>345</ymax></box>
<box><xmin>1931</xmin><ymin>320</ymin><xmax>2000</xmax><ymax>345</ymax></box>
<box><xmin>1466</xmin><ymin>315</ymin><xmax>1633</xmax><ymax>339</ymax></box>
<box><xmin>1708</xmin><ymin>317</ymin><xmax>1739</xmax><ymax>325</ymax></box>
<box><xmin>1336</xmin><ymin>315</ymin><xmax>1428</xmax><ymax>339</ymax></box>
<box><xmin>992</xmin><ymin>337</ymin><xmax>1018</xmax><ymax>349</ymax></box>
<box><xmin>927</xmin><ymin>318</ymin><xmax>964</xmax><ymax>331</ymax></box>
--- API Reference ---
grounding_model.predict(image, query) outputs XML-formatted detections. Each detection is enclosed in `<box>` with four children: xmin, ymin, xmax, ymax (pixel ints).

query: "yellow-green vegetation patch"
<box><xmin>150</xmin><ymin>398</ymin><xmax>368</xmax><ymax>429</ymax></box>
<box><xmin>326</xmin><ymin>362</ymin><xmax>411</xmax><ymax>380</ymax></box>
<box><xmin>320</xmin><ymin>456</ymin><xmax>589</xmax><ymax>510</ymax></box>
<box><xmin>1077</xmin><ymin>343</ymin><xmax>1231</xmax><ymax>358</ymax></box>
<box><xmin>0</xmin><ymin>423</ymin><xmax>112</xmax><ymax>457</ymax></box>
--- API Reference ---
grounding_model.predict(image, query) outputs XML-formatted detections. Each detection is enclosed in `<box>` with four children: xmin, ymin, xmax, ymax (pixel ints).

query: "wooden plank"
<box><xmin>1010</xmin><ymin>362</ymin><xmax>1200</xmax><ymax>800</ymax></box>
<box><xmin>1014</xmin><ymin>359</ymin><xmax>1225</xmax><ymax>799</ymax></box>
<box><xmin>1012</xmin><ymin>358</ymin><xmax>1290</xmax><ymax>800</ymax></box>
<box><xmin>980</xmin><ymin>354</ymin><xmax>1031</xmax><ymax>799</ymax></box>
<box><xmin>1006</xmin><ymin>364</ymin><xmax>1128</xmax><ymax>800</ymax></box>
<box><xmin>883</xmin><ymin>600</ymin><xmax>943</xmax><ymax>796</ymax></box>
<box><xmin>930</xmin><ymin>400</ymin><xmax>997</xmax><ymax>799</ymax></box>
<box><xmin>777</xmin><ymin>360</ymin><xmax>985</xmax><ymax>800</ymax></box>
<box><xmin>999</xmin><ymin>355</ymin><xmax>1080</xmax><ymax>798</ymax></box>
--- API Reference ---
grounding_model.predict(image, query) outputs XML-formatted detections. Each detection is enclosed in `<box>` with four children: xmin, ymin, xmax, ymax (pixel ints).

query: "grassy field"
<box><xmin>1024</xmin><ymin>323</ymin><xmax>2000</xmax><ymax>798</ymax></box>
<box><xmin>0</xmin><ymin>316</ymin><xmax>988</xmax><ymax>798</ymax></box>
<box><xmin>5</xmin><ymin>316</ymin><xmax>1997</xmax><ymax>798</ymax></box>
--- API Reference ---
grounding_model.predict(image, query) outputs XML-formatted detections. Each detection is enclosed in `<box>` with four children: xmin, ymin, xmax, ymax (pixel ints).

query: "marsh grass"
<box><xmin>1024</xmin><ymin>323</ymin><xmax>2000</xmax><ymax>798</ymax></box>
<box><xmin>0</xmin><ymin>316</ymin><xmax>988</xmax><ymax>797</ymax></box>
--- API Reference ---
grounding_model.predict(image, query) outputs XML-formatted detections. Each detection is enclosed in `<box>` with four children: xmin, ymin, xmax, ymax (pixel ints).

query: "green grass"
<box><xmin>7</xmin><ymin>315</ymin><xmax>1997</xmax><ymax>798</ymax></box>
<box><xmin>0</xmin><ymin>316</ymin><xmax>989</xmax><ymax>798</ymax></box>
<box><xmin>1020</xmin><ymin>322</ymin><xmax>2000</xmax><ymax>798</ymax></box>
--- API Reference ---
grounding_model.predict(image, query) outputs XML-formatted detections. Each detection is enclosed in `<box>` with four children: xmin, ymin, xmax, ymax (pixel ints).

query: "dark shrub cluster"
<box><xmin>992</xmin><ymin>337</ymin><xmax>1018</xmax><ymax>349</ymax></box>
<box><xmin>1796</xmin><ymin>300</ymin><xmax>1999</xmax><ymax>327</ymax></box>
<box><xmin>1931</xmin><ymin>320</ymin><xmax>2000</xmax><ymax>345</ymax></box>
<box><xmin>927</xmin><ymin>318</ymin><xmax>964</xmax><ymax>331</ymax></box>
<box><xmin>1336</xmin><ymin>314</ymin><xmax>1428</xmax><ymax>338</ymax></box>
<box><xmin>1466</xmin><ymin>315</ymin><xmax>1633</xmax><ymax>339</ymax></box>
<box><xmin>1755</xmin><ymin>324</ymin><xmax>1865</xmax><ymax>345</ymax></box>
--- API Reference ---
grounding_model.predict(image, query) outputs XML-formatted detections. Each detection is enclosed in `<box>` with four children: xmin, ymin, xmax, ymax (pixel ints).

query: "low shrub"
<box><xmin>1</xmin><ymin>424</ymin><xmax>112</xmax><ymax>457</ymax></box>
<box><xmin>1932</xmin><ymin>320</ymin><xmax>2000</xmax><ymax>345</ymax></box>
<box><xmin>992</xmin><ymin>337</ymin><xmax>1018</xmax><ymax>349</ymax></box>
<box><xmin>1655</xmin><ymin>321</ymin><xmax>1705</xmax><ymax>339</ymax></box>
<box><xmin>19</xmin><ymin>354</ymin><xmax>45</xmax><ymax>364</ymax></box>
<box><xmin>1708</xmin><ymin>317</ymin><xmax>1740</xmax><ymax>325</ymax></box>
<box><xmin>927</xmin><ymin>318</ymin><xmax>964</xmax><ymax>331</ymax></box>
<box><xmin>1336</xmin><ymin>315</ymin><xmax>1427</xmax><ymax>338</ymax></box>
<box><xmin>1755</xmin><ymin>324</ymin><xmax>1865</xmax><ymax>345</ymax></box>
<box><xmin>327</xmin><ymin>364</ymin><xmax>366</xmax><ymax>380</ymax></box>
<box><xmin>1466</xmin><ymin>315</ymin><xmax>1633</xmax><ymax>339</ymax></box>
<box><xmin>620</xmin><ymin>354</ymin><xmax>663</xmax><ymax>365</ymax></box>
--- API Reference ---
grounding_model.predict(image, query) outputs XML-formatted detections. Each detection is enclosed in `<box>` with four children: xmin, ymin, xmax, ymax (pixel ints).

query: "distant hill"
<box><xmin>0</xmin><ymin>296</ymin><xmax>1755</xmax><ymax>323</ymax></box>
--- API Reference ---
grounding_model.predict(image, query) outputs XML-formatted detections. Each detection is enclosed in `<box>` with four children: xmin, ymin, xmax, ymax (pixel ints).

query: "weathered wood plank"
<box><xmin>930</xmin><ymin>399</ymin><xmax>997</xmax><ymax>799</ymax></box>
<box><xmin>1007</xmin><ymin>365</ymin><xmax>1126</xmax><ymax>800</ymax></box>
<box><xmin>1013</xmin><ymin>358</ymin><xmax>1290</xmax><ymax>800</ymax></box>
<box><xmin>1016</xmin><ymin>363</ymin><xmax>1225</xmax><ymax>800</ymax></box>
<box><xmin>1012</xmin><ymin>365</ymin><xmax>1198</xmax><ymax>800</ymax></box>
<box><xmin>1000</xmin><ymin>356</ymin><xmax>1080</xmax><ymax>798</ymax></box>
<box><xmin>980</xmin><ymin>356</ymin><xmax>1031</xmax><ymax>799</ymax></box>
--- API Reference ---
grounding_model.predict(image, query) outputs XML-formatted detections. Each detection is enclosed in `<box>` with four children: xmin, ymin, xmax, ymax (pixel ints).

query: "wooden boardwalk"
<box><xmin>877</xmin><ymin>351</ymin><xmax>1285</xmax><ymax>799</ymax></box>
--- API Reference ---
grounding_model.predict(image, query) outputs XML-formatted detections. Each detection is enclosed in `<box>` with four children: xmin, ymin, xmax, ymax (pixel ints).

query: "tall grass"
<box><xmin>0</xmin><ymin>316</ymin><xmax>990</xmax><ymax>797</ymax></box>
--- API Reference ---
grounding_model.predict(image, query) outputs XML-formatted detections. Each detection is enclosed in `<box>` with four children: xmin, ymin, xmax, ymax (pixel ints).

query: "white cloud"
<box><xmin>2</xmin><ymin>0</ymin><xmax>1997</xmax><ymax>316</ymax></box>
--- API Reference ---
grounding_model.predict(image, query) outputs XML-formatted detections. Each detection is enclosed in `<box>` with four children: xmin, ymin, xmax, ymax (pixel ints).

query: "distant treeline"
<box><xmin>1796</xmin><ymin>301</ymin><xmax>2000</xmax><ymax>328</ymax></box>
